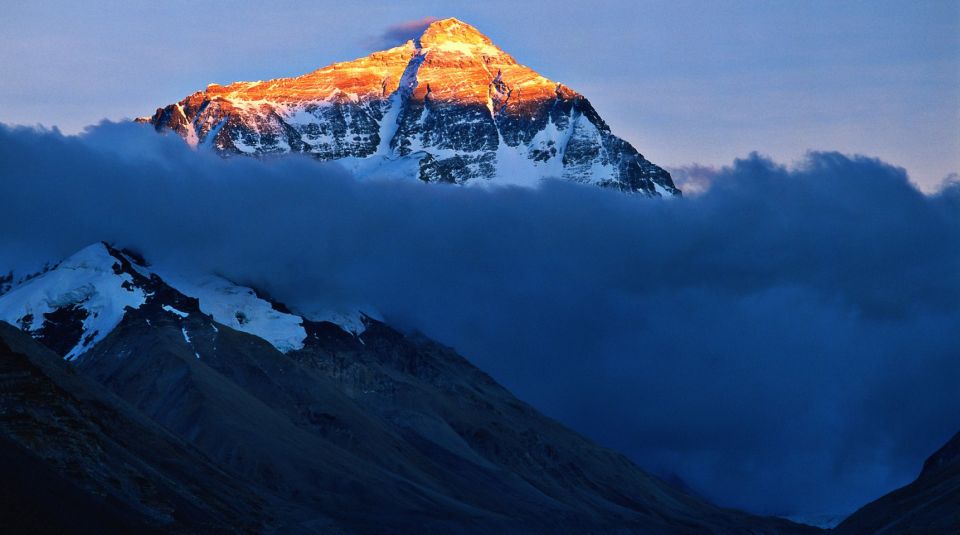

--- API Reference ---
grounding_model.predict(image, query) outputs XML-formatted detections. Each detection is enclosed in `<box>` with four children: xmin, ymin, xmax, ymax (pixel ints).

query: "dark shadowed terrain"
<box><xmin>0</xmin><ymin>282</ymin><xmax>817</xmax><ymax>535</ymax></box>
<box><xmin>837</xmin><ymin>431</ymin><xmax>960</xmax><ymax>533</ymax></box>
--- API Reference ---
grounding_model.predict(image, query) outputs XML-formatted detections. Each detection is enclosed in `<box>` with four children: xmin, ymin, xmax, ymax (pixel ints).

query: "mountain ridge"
<box><xmin>835</xmin><ymin>431</ymin><xmax>960</xmax><ymax>533</ymax></box>
<box><xmin>0</xmin><ymin>242</ymin><xmax>815</xmax><ymax>533</ymax></box>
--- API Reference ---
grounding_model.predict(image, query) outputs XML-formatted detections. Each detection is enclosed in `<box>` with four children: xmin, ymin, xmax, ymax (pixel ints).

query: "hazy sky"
<box><xmin>1</xmin><ymin>1</ymin><xmax>957</xmax><ymax>190</ymax></box>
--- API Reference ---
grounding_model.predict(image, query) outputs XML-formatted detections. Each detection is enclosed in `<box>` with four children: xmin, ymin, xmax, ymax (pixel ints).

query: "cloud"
<box><xmin>1</xmin><ymin>122</ymin><xmax>958</xmax><ymax>518</ymax></box>
<box><xmin>365</xmin><ymin>17</ymin><xmax>437</xmax><ymax>50</ymax></box>
<box><xmin>938</xmin><ymin>172</ymin><xmax>960</xmax><ymax>193</ymax></box>
<box><xmin>667</xmin><ymin>164</ymin><xmax>719</xmax><ymax>195</ymax></box>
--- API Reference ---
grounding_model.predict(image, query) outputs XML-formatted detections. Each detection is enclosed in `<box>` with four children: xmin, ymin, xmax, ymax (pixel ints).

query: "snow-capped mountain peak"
<box><xmin>417</xmin><ymin>17</ymin><xmax>504</xmax><ymax>54</ymax></box>
<box><xmin>0</xmin><ymin>243</ymin><xmax>147</xmax><ymax>359</ymax></box>
<box><xmin>0</xmin><ymin>243</ymin><xmax>367</xmax><ymax>359</ymax></box>
<box><xmin>140</xmin><ymin>18</ymin><xmax>680</xmax><ymax>196</ymax></box>
<box><xmin>420</xmin><ymin>17</ymin><xmax>485</xmax><ymax>38</ymax></box>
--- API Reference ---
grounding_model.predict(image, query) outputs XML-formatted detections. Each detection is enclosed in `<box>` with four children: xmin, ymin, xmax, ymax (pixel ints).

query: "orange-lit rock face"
<box><xmin>409</xmin><ymin>18</ymin><xmax>559</xmax><ymax>107</ymax></box>
<box><xmin>189</xmin><ymin>19</ymin><xmax>558</xmax><ymax>112</ymax></box>
<box><xmin>204</xmin><ymin>43</ymin><xmax>417</xmax><ymax>104</ymax></box>
<box><xmin>142</xmin><ymin>18</ymin><xmax>679</xmax><ymax>196</ymax></box>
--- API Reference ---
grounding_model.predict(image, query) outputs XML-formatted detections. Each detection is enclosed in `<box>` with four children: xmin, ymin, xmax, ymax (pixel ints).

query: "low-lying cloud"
<box><xmin>665</xmin><ymin>163</ymin><xmax>719</xmax><ymax>195</ymax></box>
<box><xmin>1</xmin><ymin>122</ymin><xmax>958</xmax><ymax>518</ymax></box>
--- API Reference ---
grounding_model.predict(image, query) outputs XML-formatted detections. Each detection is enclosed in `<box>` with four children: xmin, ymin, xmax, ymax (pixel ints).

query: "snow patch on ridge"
<box><xmin>0</xmin><ymin>243</ymin><xmax>147</xmax><ymax>360</ymax></box>
<box><xmin>155</xmin><ymin>271</ymin><xmax>308</xmax><ymax>353</ymax></box>
<box><xmin>301</xmin><ymin>306</ymin><xmax>371</xmax><ymax>336</ymax></box>
<box><xmin>0</xmin><ymin>243</ymin><xmax>371</xmax><ymax>358</ymax></box>
<box><xmin>163</xmin><ymin>305</ymin><xmax>189</xmax><ymax>318</ymax></box>
<box><xmin>427</xmin><ymin>40</ymin><xmax>501</xmax><ymax>57</ymax></box>
<box><xmin>176</xmin><ymin>104</ymin><xmax>200</xmax><ymax>148</ymax></box>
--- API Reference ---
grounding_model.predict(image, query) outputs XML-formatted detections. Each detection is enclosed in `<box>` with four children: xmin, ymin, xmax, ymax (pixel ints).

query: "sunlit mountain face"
<box><xmin>141</xmin><ymin>18</ymin><xmax>680</xmax><ymax>195</ymax></box>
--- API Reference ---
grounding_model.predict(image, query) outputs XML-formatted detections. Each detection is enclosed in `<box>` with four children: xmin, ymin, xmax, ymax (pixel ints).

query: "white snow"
<box><xmin>152</xmin><ymin>270</ymin><xmax>308</xmax><ymax>352</ymax></box>
<box><xmin>162</xmin><ymin>305</ymin><xmax>189</xmax><ymax>318</ymax></box>
<box><xmin>490</xmin><ymin>142</ymin><xmax>541</xmax><ymax>187</ymax></box>
<box><xmin>0</xmin><ymin>243</ymin><xmax>369</xmax><ymax>358</ymax></box>
<box><xmin>179</xmin><ymin>327</ymin><xmax>201</xmax><ymax>358</ymax></box>
<box><xmin>201</xmin><ymin>119</ymin><xmax>227</xmax><ymax>149</ymax></box>
<box><xmin>374</xmin><ymin>96</ymin><xmax>402</xmax><ymax>156</ymax></box>
<box><xmin>231</xmin><ymin>133</ymin><xmax>259</xmax><ymax>154</ymax></box>
<box><xmin>176</xmin><ymin>104</ymin><xmax>200</xmax><ymax>148</ymax></box>
<box><xmin>301</xmin><ymin>306</ymin><xmax>370</xmax><ymax>336</ymax></box>
<box><xmin>284</xmin><ymin>108</ymin><xmax>320</xmax><ymax>126</ymax></box>
<box><xmin>372</xmin><ymin>51</ymin><xmax>425</xmax><ymax>158</ymax></box>
<box><xmin>340</xmin><ymin>152</ymin><xmax>425</xmax><ymax>182</ymax></box>
<box><xmin>427</xmin><ymin>41</ymin><xmax>502</xmax><ymax>57</ymax></box>
<box><xmin>653</xmin><ymin>181</ymin><xmax>672</xmax><ymax>198</ymax></box>
<box><xmin>0</xmin><ymin>243</ymin><xmax>147</xmax><ymax>360</ymax></box>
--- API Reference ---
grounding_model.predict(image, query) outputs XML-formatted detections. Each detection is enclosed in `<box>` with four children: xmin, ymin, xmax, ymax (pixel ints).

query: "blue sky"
<box><xmin>1</xmin><ymin>0</ymin><xmax>957</xmax><ymax>190</ymax></box>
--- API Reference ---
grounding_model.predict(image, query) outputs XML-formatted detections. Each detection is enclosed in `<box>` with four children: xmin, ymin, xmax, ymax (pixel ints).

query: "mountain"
<box><xmin>835</xmin><ymin>431</ymin><xmax>960</xmax><ymax>533</ymax></box>
<box><xmin>0</xmin><ymin>243</ymin><xmax>364</xmax><ymax>360</ymax></box>
<box><xmin>0</xmin><ymin>322</ymin><xmax>267</xmax><ymax>534</ymax></box>
<box><xmin>140</xmin><ymin>18</ymin><xmax>680</xmax><ymax>196</ymax></box>
<box><xmin>0</xmin><ymin>243</ymin><xmax>813</xmax><ymax>533</ymax></box>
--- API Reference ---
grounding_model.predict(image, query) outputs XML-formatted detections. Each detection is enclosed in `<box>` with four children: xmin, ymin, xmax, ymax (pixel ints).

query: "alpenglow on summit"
<box><xmin>141</xmin><ymin>18</ymin><xmax>680</xmax><ymax>196</ymax></box>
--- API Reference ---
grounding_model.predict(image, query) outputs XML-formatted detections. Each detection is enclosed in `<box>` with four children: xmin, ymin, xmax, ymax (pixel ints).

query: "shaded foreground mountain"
<box><xmin>141</xmin><ymin>18</ymin><xmax>679</xmax><ymax>196</ymax></box>
<box><xmin>0</xmin><ymin>322</ymin><xmax>264</xmax><ymax>534</ymax></box>
<box><xmin>835</xmin><ymin>431</ymin><xmax>960</xmax><ymax>533</ymax></box>
<box><xmin>0</xmin><ymin>243</ymin><xmax>813</xmax><ymax>533</ymax></box>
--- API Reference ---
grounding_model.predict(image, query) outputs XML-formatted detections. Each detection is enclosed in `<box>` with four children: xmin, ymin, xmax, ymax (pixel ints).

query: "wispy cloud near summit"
<box><xmin>365</xmin><ymin>16</ymin><xmax>438</xmax><ymax>50</ymax></box>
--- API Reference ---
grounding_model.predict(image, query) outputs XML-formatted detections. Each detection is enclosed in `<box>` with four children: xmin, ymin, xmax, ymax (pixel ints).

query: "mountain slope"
<box><xmin>140</xmin><ymin>18</ymin><xmax>679</xmax><ymax>196</ymax></box>
<box><xmin>0</xmin><ymin>243</ymin><xmax>815</xmax><ymax>533</ymax></box>
<box><xmin>0</xmin><ymin>322</ymin><xmax>268</xmax><ymax>533</ymax></box>
<box><xmin>836</xmin><ymin>431</ymin><xmax>960</xmax><ymax>534</ymax></box>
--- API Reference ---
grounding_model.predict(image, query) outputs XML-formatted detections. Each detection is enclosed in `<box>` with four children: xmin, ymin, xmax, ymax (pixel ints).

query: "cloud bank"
<box><xmin>1</xmin><ymin>122</ymin><xmax>958</xmax><ymax>517</ymax></box>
